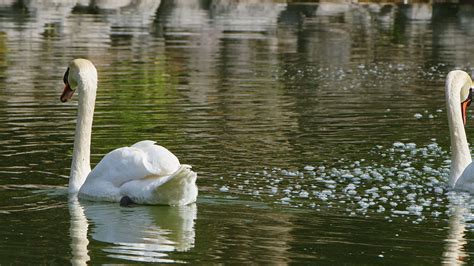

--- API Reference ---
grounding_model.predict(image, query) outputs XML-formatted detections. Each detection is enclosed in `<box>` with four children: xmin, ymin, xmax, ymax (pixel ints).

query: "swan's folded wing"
<box><xmin>86</xmin><ymin>144</ymin><xmax>179</xmax><ymax>187</ymax></box>
<box><xmin>85</xmin><ymin>147</ymin><xmax>150</xmax><ymax>186</ymax></box>
<box><xmin>130</xmin><ymin>140</ymin><xmax>180</xmax><ymax>176</ymax></box>
<box><xmin>80</xmin><ymin>142</ymin><xmax>190</xmax><ymax>203</ymax></box>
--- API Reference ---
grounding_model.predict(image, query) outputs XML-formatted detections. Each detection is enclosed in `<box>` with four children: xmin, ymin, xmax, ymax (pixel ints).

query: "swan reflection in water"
<box><xmin>68</xmin><ymin>198</ymin><xmax>197</xmax><ymax>264</ymax></box>
<box><xmin>442</xmin><ymin>203</ymin><xmax>469</xmax><ymax>265</ymax></box>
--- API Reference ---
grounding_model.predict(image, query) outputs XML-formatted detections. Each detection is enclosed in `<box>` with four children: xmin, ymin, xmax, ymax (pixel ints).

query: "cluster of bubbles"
<box><xmin>414</xmin><ymin>109</ymin><xmax>443</xmax><ymax>120</ymax></box>
<box><xmin>273</xmin><ymin>61</ymin><xmax>452</xmax><ymax>88</ymax></box>
<box><xmin>214</xmin><ymin>140</ymin><xmax>474</xmax><ymax>224</ymax></box>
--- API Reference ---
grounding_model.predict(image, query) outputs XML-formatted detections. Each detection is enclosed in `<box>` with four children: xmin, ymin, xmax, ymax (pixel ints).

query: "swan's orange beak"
<box><xmin>60</xmin><ymin>67</ymin><xmax>74</xmax><ymax>102</ymax></box>
<box><xmin>461</xmin><ymin>89</ymin><xmax>473</xmax><ymax>126</ymax></box>
<box><xmin>60</xmin><ymin>84</ymin><xmax>75</xmax><ymax>103</ymax></box>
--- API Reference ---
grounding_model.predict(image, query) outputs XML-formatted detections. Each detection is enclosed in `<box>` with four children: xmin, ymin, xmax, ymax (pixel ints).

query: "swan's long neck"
<box><xmin>446</xmin><ymin>73</ymin><xmax>472</xmax><ymax>187</ymax></box>
<box><xmin>69</xmin><ymin>79</ymin><xmax>96</xmax><ymax>194</ymax></box>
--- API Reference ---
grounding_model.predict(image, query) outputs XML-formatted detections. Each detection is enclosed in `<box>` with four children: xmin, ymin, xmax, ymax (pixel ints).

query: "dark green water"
<box><xmin>1</xmin><ymin>0</ymin><xmax>474</xmax><ymax>264</ymax></box>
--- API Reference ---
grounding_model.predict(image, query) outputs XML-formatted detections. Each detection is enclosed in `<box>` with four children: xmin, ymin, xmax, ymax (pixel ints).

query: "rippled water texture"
<box><xmin>2</xmin><ymin>0</ymin><xmax>474</xmax><ymax>264</ymax></box>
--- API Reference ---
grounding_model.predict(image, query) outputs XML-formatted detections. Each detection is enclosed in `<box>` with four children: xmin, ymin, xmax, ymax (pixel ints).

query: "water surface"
<box><xmin>1</xmin><ymin>0</ymin><xmax>474</xmax><ymax>264</ymax></box>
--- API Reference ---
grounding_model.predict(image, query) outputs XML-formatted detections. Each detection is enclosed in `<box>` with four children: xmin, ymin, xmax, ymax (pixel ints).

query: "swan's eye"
<box><xmin>63</xmin><ymin>68</ymin><xmax>69</xmax><ymax>85</ymax></box>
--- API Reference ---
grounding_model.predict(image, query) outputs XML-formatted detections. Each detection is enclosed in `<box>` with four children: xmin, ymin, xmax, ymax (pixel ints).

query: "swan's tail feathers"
<box><xmin>120</xmin><ymin>165</ymin><xmax>198</xmax><ymax>205</ymax></box>
<box><xmin>150</xmin><ymin>165</ymin><xmax>198</xmax><ymax>206</ymax></box>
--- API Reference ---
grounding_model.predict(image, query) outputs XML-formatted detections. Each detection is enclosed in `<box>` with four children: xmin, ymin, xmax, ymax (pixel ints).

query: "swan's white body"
<box><xmin>446</xmin><ymin>70</ymin><xmax>474</xmax><ymax>192</ymax></box>
<box><xmin>62</xmin><ymin>59</ymin><xmax>197</xmax><ymax>205</ymax></box>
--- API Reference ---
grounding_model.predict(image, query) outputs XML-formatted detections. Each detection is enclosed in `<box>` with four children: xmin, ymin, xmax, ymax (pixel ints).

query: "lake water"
<box><xmin>1</xmin><ymin>0</ymin><xmax>474</xmax><ymax>264</ymax></box>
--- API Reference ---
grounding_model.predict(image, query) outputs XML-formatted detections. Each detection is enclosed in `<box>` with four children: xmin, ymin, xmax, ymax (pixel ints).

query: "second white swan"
<box><xmin>60</xmin><ymin>58</ymin><xmax>198</xmax><ymax>206</ymax></box>
<box><xmin>446</xmin><ymin>70</ymin><xmax>474</xmax><ymax>192</ymax></box>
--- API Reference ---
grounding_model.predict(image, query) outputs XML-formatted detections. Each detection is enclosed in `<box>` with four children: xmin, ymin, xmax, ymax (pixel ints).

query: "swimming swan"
<box><xmin>60</xmin><ymin>58</ymin><xmax>197</xmax><ymax>205</ymax></box>
<box><xmin>446</xmin><ymin>70</ymin><xmax>474</xmax><ymax>192</ymax></box>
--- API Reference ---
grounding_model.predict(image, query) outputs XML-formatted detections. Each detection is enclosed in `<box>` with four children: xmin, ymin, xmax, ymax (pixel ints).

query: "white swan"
<box><xmin>446</xmin><ymin>70</ymin><xmax>474</xmax><ymax>192</ymax></box>
<box><xmin>60</xmin><ymin>58</ymin><xmax>197</xmax><ymax>205</ymax></box>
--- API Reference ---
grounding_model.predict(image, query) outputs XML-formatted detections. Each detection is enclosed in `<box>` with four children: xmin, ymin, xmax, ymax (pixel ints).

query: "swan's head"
<box><xmin>60</xmin><ymin>58</ymin><xmax>98</xmax><ymax>102</ymax></box>
<box><xmin>447</xmin><ymin>70</ymin><xmax>474</xmax><ymax>125</ymax></box>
